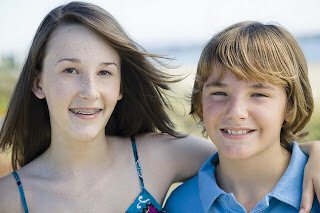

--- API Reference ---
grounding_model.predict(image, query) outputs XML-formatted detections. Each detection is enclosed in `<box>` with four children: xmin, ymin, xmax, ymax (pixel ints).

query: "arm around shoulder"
<box><xmin>164</xmin><ymin>134</ymin><xmax>216</xmax><ymax>182</ymax></box>
<box><xmin>298</xmin><ymin>140</ymin><xmax>320</xmax><ymax>212</ymax></box>
<box><xmin>139</xmin><ymin>133</ymin><xmax>215</xmax><ymax>185</ymax></box>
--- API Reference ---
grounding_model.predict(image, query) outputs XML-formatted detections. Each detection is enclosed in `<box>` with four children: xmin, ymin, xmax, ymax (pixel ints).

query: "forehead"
<box><xmin>205</xmin><ymin>69</ymin><xmax>279</xmax><ymax>90</ymax></box>
<box><xmin>204</xmin><ymin>61</ymin><xmax>274</xmax><ymax>85</ymax></box>
<box><xmin>44</xmin><ymin>24</ymin><xmax>120</xmax><ymax>64</ymax></box>
<box><xmin>204</xmin><ymin>65</ymin><xmax>243</xmax><ymax>84</ymax></box>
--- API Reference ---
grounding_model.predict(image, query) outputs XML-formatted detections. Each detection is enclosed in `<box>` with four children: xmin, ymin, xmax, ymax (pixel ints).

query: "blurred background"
<box><xmin>1</xmin><ymin>0</ymin><xmax>319</xmax><ymax>177</ymax></box>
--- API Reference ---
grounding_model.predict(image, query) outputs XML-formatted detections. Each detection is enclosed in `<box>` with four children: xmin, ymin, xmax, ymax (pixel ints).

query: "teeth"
<box><xmin>70</xmin><ymin>108</ymin><xmax>101</xmax><ymax>115</ymax></box>
<box><xmin>225</xmin><ymin>129</ymin><xmax>250</xmax><ymax>135</ymax></box>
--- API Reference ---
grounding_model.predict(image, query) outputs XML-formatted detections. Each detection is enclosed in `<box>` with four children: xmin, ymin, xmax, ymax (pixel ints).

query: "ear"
<box><xmin>284</xmin><ymin>109</ymin><xmax>292</xmax><ymax>123</ymax></box>
<box><xmin>117</xmin><ymin>92</ymin><xmax>123</xmax><ymax>101</ymax></box>
<box><xmin>32</xmin><ymin>75</ymin><xmax>45</xmax><ymax>99</ymax></box>
<box><xmin>284</xmin><ymin>100</ymin><xmax>293</xmax><ymax>123</ymax></box>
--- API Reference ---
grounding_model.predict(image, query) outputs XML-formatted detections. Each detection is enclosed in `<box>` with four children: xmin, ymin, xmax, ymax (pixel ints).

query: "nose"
<box><xmin>79</xmin><ymin>74</ymin><xmax>100</xmax><ymax>100</ymax></box>
<box><xmin>225</xmin><ymin>96</ymin><xmax>248</xmax><ymax>121</ymax></box>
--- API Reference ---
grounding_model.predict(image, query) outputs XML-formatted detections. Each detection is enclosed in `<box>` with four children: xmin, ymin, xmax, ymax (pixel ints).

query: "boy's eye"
<box><xmin>63</xmin><ymin>68</ymin><xmax>77</xmax><ymax>74</ymax></box>
<box><xmin>98</xmin><ymin>70</ymin><xmax>111</xmax><ymax>76</ymax></box>
<box><xmin>251</xmin><ymin>93</ymin><xmax>268</xmax><ymax>97</ymax></box>
<box><xmin>211</xmin><ymin>92</ymin><xmax>227</xmax><ymax>96</ymax></box>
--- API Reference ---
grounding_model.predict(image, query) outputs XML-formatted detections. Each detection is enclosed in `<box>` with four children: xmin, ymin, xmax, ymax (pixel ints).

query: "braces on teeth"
<box><xmin>70</xmin><ymin>109</ymin><xmax>100</xmax><ymax>115</ymax></box>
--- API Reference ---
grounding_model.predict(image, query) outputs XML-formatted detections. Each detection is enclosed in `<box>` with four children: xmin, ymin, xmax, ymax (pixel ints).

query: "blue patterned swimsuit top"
<box><xmin>12</xmin><ymin>136</ymin><xmax>165</xmax><ymax>213</ymax></box>
<box><xmin>126</xmin><ymin>136</ymin><xmax>165</xmax><ymax>213</ymax></box>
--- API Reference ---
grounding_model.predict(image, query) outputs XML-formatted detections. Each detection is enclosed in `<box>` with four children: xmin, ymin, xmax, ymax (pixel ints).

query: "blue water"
<box><xmin>149</xmin><ymin>36</ymin><xmax>320</xmax><ymax>66</ymax></box>
<box><xmin>299</xmin><ymin>37</ymin><xmax>320</xmax><ymax>63</ymax></box>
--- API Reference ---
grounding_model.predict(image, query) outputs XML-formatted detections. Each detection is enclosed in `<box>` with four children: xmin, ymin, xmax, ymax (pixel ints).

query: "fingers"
<box><xmin>299</xmin><ymin>178</ymin><xmax>314</xmax><ymax>213</ymax></box>
<box><xmin>314</xmin><ymin>174</ymin><xmax>320</xmax><ymax>204</ymax></box>
<box><xmin>300</xmin><ymin>141</ymin><xmax>320</xmax><ymax>212</ymax></box>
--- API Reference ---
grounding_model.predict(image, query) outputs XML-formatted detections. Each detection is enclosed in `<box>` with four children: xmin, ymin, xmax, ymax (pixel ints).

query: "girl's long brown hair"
<box><xmin>0</xmin><ymin>1</ymin><xmax>181</xmax><ymax>170</ymax></box>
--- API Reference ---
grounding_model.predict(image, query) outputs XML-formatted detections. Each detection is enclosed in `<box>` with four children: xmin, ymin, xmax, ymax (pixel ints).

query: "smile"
<box><xmin>69</xmin><ymin>108</ymin><xmax>102</xmax><ymax>115</ymax></box>
<box><xmin>222</xmin><ymin>129</ymin><xmax>253</xmax><ymax>135</ymax></box>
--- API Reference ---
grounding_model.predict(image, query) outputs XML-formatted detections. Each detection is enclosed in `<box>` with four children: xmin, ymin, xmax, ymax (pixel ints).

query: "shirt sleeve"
<box><xmin>164</xmin><ymin>177</ymin><xmax>202</xmax><ymax>212</ymax></box>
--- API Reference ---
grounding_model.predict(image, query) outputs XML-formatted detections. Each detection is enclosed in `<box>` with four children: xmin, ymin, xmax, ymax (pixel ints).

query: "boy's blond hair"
<box><xmin>191</xmin><ymin>21</ymin><xmax>314</xmax><ymax>148</ymax></box>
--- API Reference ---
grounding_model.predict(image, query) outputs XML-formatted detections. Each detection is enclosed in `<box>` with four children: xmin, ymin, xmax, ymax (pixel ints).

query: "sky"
<box><xmin>0</xmin><ymin>0</ymin><xmax>319</xmax><ymax>57</ymax></box>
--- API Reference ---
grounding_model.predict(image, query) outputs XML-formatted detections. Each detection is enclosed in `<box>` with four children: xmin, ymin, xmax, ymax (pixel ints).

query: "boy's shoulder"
<box><xmin>164</xmin><ymin>175</ymin><xmax>203</xmax><ymax>212</ymax></box>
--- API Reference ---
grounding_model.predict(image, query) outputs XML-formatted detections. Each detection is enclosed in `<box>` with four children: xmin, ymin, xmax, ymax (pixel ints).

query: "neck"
<box><xmin>216</xmin><ymin>143</ymin><xmax>291</xmax><ymax>211</ymax></box>
<box><xmin>37</xmin><ymin>132</ymin><xmax>115</xmax><ymax>180</ymax></box>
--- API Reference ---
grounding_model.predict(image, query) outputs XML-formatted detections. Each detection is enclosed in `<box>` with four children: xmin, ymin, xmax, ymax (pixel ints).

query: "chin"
<box><xmin>71</xmin><ymin>129</ymin><xmax>103</xmax><ymax>142</ymax></box>
<box><xmin>219</xmin><ymin>146</ymin><xmax>255</xmax><ymax>160</ymax></box>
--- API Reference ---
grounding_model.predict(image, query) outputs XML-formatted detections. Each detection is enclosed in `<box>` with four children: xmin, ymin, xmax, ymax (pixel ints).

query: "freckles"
<box><xmin>99</xmin><ymin>84</ymin><xmax>120</xmax><ymax>99</ymax></box>
<box><xmin>46</xmin><ymin>77</ymin><xmax>70</xmax><ymax>97</ymax></box>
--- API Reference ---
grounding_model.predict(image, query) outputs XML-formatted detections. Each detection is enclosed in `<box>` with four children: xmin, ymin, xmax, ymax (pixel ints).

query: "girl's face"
<box><xmin>33</xmin><ymin>24</ymin><xmax>122</xmax><ymax>142</ymax></box>
<box><xmin>202</xmin><ymin>70</ymin><xmax>288</xmax><ymax>160</ymax></box>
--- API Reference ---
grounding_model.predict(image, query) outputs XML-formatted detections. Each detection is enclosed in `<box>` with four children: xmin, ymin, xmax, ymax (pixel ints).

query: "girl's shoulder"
<box><xmin>136</xmin><ymin>133</ymin><xmax>215</xmax><ymax>159</ymax></box>
<box><xmin>136</xmin><ymin>132</ymin><xmax>213</xmax><ymax>149</ymax></box>
<box><xmin>134</xmin><ymin>133</ymin><xmax>216</xmax><ymax>182</ymax></box>
<box><xmin>0</xmin><ymin>172</ymin><xmax>24</xmax><ymax>212</ymax></box>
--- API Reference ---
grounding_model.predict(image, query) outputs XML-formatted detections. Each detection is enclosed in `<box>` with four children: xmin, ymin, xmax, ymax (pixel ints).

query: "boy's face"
<box><xmin>202</xmin><ymin>70</ymin><xmax>288</xmax><ymax>160</ymax></box>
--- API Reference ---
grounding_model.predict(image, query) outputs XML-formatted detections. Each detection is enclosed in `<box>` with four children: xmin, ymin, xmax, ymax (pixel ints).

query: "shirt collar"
<box><xmin>198</xmin><ymin>152</ymin><xmax>225</xmax><ymax>212</ymax></box>
<box><xmin>268</xmin><ymin>142</ymin><xmax>307</xmax><ymax>210</ymax></box>
<box><xmin>197</xmin><ymin>142</ymin><xmax>307</xmax><ymax>212</ymax></box>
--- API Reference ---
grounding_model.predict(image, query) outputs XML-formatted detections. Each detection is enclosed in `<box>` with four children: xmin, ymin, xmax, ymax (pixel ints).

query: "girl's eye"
<box><xmin>63</xmin><ymin>68</ymin><xmax>77</xmax><ymax>74</ymax></box>
<box><xmin>211</xmin><ymin>92</ymin><xmax>227</xmax><ymax>96</ymax></box>
<box><xmin>98</xmin><ymin>70</ymin><xmax>112</xmax><ymax>76</ymax></box>
<box><xmin>252</xmin><ymin>93</ymin><xmax>268</xmax><ymax>97</ymax></box>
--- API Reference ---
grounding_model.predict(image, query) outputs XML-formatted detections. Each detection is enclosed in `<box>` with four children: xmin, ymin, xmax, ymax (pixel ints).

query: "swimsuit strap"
<box><xmin>131</xmin><ymin>136</ymin><xmax>145</xmax><ymax>189</ymax></box>
<box><xmin>12</xmin><ymin>171</ymin><xmax>29</xmax><ymax>213</ymax></box>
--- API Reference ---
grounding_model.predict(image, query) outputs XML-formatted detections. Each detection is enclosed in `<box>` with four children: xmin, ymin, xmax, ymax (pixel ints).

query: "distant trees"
<box><xmin>0</xmin><ymin>54</ymin><xmax>19</xmax><ymax>116</ymax></box>
<box><xmin>0</xmin><ymin>54</ymin><xmax>19</xmax><ymax>72</ymax></box>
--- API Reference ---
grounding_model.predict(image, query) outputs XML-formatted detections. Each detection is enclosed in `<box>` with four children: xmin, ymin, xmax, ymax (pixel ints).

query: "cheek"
<box><xmin>202</xmin><ymin>99</ymin><xmax>223</xmax><ymax>126</ymax></box>
<box><xmin>51</xmin><ymin>83</ymin><xmax>71</xmax><ymax>98</ymax></box>
<box><xmin>253</xmin><ymin>105</ymin><xmax>285</xmax><ymax>129</ymax></box>
<box><xmin>203</xmin><ymin>97</ymin><xmax>225</xmax><ymax>116</ymax></box>
<box><xmin>43</xmin><ymin>78</ymin><xmax>73</xmax><ymax>107</ymax></box>
<box><xmin>102</xmin><ymin>81</ymin><xmax>122</xmax><ymax>101</ymax></box>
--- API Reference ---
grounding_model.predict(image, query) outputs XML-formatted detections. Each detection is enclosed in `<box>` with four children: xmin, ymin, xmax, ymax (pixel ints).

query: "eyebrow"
<box><xmin>101</xmin><ymin>62</ymin><xmax>119</xmax><ymax>68</ymax></box>
<box><xmin>57</xmin><ymin>58</ymin><xmax>80</xmax><ymax>64</ymax></box>
<box><xmin>204</xmin><ymin>81</ymin><xmax>227</xmax><ymax>88</ymax></box>
<box><xmin>250</xmin><ymin>83</ymin><xmax>275</xmax><ymax>90</ymax></box>
<box><xmin>205</xmin><ymin>81</ymin><xmax>275</xmax><ymax>90</ymax></box>
<box><xmin>56</xmin><ymin>58</ymin><xmax>119</xmax><ymax>68</ymax></box>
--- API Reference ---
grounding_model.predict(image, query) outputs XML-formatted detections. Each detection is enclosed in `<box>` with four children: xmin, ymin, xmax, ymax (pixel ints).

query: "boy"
<box><xmin>164</xmin><ymin>21</ymin><xmax>320</xmax><ymax>212</ymax></box>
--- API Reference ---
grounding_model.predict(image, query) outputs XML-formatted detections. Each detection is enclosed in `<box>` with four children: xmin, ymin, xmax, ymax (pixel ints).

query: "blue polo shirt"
<box><xmin>164</xmin><ymin>143</ymin><xmax>320</xmax><ymax>212</ymax></box>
